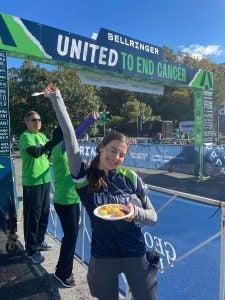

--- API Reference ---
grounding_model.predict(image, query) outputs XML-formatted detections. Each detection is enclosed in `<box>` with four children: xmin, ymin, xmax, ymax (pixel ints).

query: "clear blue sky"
<box><xmin>1</xmin><ymin>0</ymin><xmax>225</xmax><ymax>67</ymax></box>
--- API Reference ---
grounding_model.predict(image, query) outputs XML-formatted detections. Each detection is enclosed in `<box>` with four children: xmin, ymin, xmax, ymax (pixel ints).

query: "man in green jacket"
<box><xmin>19</xmin><ymin>111</ymin><xmax>55</xmax><ymax>264</ymax></box>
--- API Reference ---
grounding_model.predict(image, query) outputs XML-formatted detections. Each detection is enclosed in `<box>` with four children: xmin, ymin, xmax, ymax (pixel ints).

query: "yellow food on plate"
<box><xmin>98</xmin><ymin>209</ymin><xmax>108</xmax><ymax>216</ymax></box>
<box><xmin>98</xmin><ymin>204</ymin><xmax>128</xmax><ymax>218</ymax></box>
<box><xmin>114</xmin><ymin>210</ymin><xmax>125</xmax><ymax>217</ymax></box>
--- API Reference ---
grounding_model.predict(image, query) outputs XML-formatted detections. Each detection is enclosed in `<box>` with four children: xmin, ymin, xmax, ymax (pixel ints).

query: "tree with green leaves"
<box><xmin>120</xmin><ymin>98</ymin><xmax>152</xmax><ymax>123</ymax></box>
<box><xmin>8</xmin><ymin>61</ymin><xmax>101</xmax><ymax>138</ymax></box>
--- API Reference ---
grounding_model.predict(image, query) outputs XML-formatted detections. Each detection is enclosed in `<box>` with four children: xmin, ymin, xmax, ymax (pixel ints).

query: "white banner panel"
<box><xmin>77</xmin><ymin>70</ymin><xmax>164</xmax><ymax>95</ymax></box>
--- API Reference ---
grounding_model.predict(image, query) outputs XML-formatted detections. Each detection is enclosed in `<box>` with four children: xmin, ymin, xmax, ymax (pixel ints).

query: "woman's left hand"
<box><xmin>124</xmin><ymin>203</ymin><xmax>135</xmax><ymax>222</ymax></box>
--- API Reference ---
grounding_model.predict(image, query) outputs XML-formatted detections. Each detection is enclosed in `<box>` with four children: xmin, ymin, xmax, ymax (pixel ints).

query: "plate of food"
<box><xmin>94</xmin><ymin>203</ymin><xmax>133</xmax><ymax>220</ymax></box>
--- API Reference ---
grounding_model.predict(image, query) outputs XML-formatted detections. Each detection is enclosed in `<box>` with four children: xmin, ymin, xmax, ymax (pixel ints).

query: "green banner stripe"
<box><xmin>0</xmin><ymin>14</ymin><xmax>47</xmax><ymax>59</ymax></box>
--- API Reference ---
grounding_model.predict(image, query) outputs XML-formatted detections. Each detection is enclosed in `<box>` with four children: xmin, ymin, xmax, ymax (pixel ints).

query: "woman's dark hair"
<box><xmin>87</xmin><ymin>131</ymin><xmax>129</xmax><ymax>193</ymax></box>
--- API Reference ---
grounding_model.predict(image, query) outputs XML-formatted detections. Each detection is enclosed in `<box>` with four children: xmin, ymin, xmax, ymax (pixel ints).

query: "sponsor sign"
<box><xmin>203</xmin><ymin>90</ymin><xmax>214</xmax><ymax>142</ymax></box>
<box><xmin>0</xmin><ymin>50</ymin><xmax>10</xmax><ymax>156</ymax></box>
<box><xmin>218</xmin><ymin>104</ymin><xmax>225</xmax><ymax>137</ymax></box>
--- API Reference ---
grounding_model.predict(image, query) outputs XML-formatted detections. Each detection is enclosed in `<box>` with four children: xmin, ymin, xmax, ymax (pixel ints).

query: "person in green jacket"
<box><xmin>19</xmin><ymin>111</ymin><xmax>57</xmax><ymax>264</ymax></box>
<box><xmin>51</xmin><ymin>112</ymin><xmax>99</xmax><ymax>288</ymax></box>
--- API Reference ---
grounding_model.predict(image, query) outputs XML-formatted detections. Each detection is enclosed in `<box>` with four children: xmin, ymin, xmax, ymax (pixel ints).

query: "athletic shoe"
<box><xmin>54</xmin><ymin>273</ymin><xmax>75</xmax><ymax>288</ymax></box>
<box><xmin>28</xmin><ymin>251</ymin><xmax>45</xmax><ymax>264</ymax></box>
<box><xmin>38</xmin><ymin>241</ymin><xmax>53</xmax><ymax>251</ymax></box>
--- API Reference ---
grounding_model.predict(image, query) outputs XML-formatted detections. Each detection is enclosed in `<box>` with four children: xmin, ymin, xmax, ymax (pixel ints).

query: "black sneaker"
<box><xmin>28</xmin><ymin>251</ymin><xmax>45</xmax><ymax>264</ymax></box>
<box><xmin>54</xmin><ymin>273</ymin><xmax>75</xmax><ymax>288</ymax></box>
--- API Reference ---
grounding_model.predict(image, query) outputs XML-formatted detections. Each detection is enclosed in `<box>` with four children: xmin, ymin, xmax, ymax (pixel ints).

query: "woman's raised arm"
<box><xmin>44</xmin><ymin>84</ymin><xmax>82</xmax><ymax>177</ymax></box>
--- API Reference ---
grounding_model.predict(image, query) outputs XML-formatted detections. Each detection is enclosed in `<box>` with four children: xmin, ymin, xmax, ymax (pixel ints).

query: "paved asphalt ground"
<box><xmin>133</xmin><ymin>167</ymin><xmax>225</xmax><ymax>202</ymax></box>
<box><xmin>0</xmin><ymin>152</ymin><xmax>224</xmax><ymax>299</ymax></box>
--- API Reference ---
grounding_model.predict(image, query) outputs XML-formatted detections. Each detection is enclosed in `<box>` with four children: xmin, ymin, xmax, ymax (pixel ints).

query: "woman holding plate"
<box><xmin>44</xmin><ymin>83</ymin><xmax>158</xmax><ymax>300</ymax></box>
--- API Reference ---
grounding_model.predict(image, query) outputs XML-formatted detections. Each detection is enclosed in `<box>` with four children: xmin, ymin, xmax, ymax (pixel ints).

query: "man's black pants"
<box><xmin>23</xmin><ymin>182</ymin><xmax>50</xmax><ymax>255</ymax></box>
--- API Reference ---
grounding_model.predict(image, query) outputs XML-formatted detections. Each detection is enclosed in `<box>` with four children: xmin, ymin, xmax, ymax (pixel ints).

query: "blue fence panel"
<box><xmin>79</xmin><ymin>142</ymin><xmax>96</xmax><ymax>162</ymax></box>
<box><xmin>76</xmin><ymin>213</ymin><xmax>92</xmax><ymax>262</ymax></box>
<box><xmin>204</xmin><ymin>144</ymin><xmax>225</xmax><ymax>176</ymax></box>
<box><xmin>79</xmin><ymin>142</ymin><xmax>225</xmax><ymax>176</ymax></box>
<box><xmin>146</xmin><ymin>190</ymin><xmax>220</xmax><ymax>300</ymax></box>
<box><xmin>0</xmin><ymin>157</ymin><xmax>18</xmax><ymax>230</ymax></box>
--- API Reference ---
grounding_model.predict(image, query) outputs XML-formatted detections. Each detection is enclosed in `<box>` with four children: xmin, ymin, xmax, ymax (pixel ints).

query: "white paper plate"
<box><xmin>93</xmin><ymin>204</ymin><xmax>133</xmax><ymax>221</ymax></box>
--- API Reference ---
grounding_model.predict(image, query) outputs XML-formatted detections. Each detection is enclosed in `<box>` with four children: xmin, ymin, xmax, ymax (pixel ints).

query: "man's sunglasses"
<box><xmin>31</xmin><ymin>118</ymin><xmax>41</xmax><ymax>122</ymax></box>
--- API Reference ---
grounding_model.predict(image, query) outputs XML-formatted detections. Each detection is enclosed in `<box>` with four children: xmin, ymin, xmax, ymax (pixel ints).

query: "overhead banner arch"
<box><xmin>0</xmin><ymin>12</ymin><xmax>214</xmax><ymax>168</ymax></box>
<box><xmin>0</xmin><ymin>12</ymin><xmax>213</xmax><ymax>91</ymax></box>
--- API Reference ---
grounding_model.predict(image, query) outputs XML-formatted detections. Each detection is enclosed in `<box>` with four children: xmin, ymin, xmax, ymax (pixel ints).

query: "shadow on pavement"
<box><xmin>0</xmin><ymin>230</ymin><xmax>60</xmax><ymax>300</ymax></box>
<box><xmin>138</xmin><ymin>171</ymin><xmax>225</xmax><ymax>201</ymax></box>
